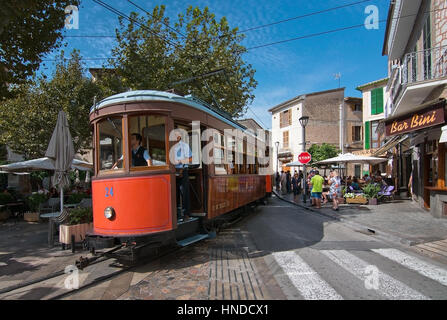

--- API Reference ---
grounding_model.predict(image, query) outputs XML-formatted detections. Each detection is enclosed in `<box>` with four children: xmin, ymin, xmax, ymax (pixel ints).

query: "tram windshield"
<box><xmin>128</xmin><ymin>115</ymin><xmax>167</xmax><ymax>168</ymax></box>
<box><xmin>98</xmin><ymin>117</ymin><xmax>123</xmax><ymax>171</ymax></box>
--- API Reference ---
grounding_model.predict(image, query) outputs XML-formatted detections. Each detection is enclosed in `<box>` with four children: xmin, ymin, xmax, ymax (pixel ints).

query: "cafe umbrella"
<box><xmin>45</xmin><ymin>110</ymin><xmax>75</xmax><ymax>215</ymax></box>
<box><xmin>316</xmin><ymin>153</ymin><xmax>387</xmax><ymax>186</ymax></box>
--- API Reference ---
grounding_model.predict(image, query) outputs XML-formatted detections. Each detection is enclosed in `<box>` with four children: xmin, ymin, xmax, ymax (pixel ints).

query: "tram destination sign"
<box><xmin>385</xmin><ymin>102</ymin><xmax>445</xmax><ymax>136</ymax></box>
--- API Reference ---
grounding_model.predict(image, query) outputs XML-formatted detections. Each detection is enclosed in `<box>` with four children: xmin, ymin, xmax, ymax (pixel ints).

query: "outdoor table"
<box><xmin>40</xmin><ymin>212</ymin><xmax>62</xmax><ymax>247</ymax></box>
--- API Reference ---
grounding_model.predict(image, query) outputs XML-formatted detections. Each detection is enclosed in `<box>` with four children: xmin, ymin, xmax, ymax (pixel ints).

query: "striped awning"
<box><xmin>372</xmin><ymin>134</ymin><xmax>410</xmax><ymax>157</ymax></box>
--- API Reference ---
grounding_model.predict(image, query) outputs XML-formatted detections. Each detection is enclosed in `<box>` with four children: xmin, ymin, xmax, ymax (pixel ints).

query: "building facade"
<box><xmin>356</xmin><ymin>78</ymin><xmax>390</xmax><ymax>177</ymax></box>
<box><xmin>383</xmin><ymin>0</ymin><xmax>447</xmax><ymax>218</ymax></box>
<box><xmin>269</xmin><ymin>88</ymin><xmax>364</xmax><ymax>176</ymax></box>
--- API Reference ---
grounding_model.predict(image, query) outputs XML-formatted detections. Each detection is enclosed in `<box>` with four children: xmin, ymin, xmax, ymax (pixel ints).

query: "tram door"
<box><xmin>174</xmin><ymin>122</ymin><xmax>205</xmax><ymax>215</ymax></box>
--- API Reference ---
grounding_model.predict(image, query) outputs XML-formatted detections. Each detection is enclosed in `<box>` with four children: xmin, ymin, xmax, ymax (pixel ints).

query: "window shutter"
<box><xmin>371</xmin><ymin>90</ymin><xmax>377</xmax><ymax>115</ymax></box>
<box><xmin>376</xmin><ymin>88</ymin><xmax>384</xmax><ymax>114</ymax></box>
<box><xmin>288</xmin><ymin>109</ymin><xmax>292</xmax><ymax>125</ymax></box>
<box><xmin>365</xmin><ymin>121</ymin><xmax>370</xmax><ymax>150</ymax></box>
<box><xmin>352</xmin><ymin>126</ymin><xmax>355</xmax><ymax>142</ymax></box>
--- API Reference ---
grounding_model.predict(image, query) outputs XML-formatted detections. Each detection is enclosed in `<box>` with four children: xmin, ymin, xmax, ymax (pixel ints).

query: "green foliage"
<box><xmin>0</xmin><ymin>0</ymin><xmax>80</xmax><ymax>100</ymax></box>
<box><xmin>100</xmin><ymin>5</ymin><xmax>257</xmax><ymax>118</ymax></box>
<box><xmin>0</xmin><ymin>193</ymin><xmax>14</xmax><ymax>205</ymax></box>
<box><xmin>362</xmin><ymin>183</ymin><xmax>382</xmax><ymax>200</ymax></box>
<box><xmin>308</xmin><ymin>144</ymin><xmax>340</xmax><ymax>166</ymax></box>
<box><xmin>66</xmin><ymin>193</ymin><xmax>89</xmax><ymax>205</ymax></box>
<box><xmin>67</xmin><ymin>207</ymin><xmax>93</xmax><ymax>225</ymax></box>
<box><xmin>0</xmin><ymin>50</ymin><xmax>103</xmax><ymax>159</ymax></box>
<box><xmin>26</xmin><ymin>193</ymin><xmax>48</xmax><ymax>212</ymax></box>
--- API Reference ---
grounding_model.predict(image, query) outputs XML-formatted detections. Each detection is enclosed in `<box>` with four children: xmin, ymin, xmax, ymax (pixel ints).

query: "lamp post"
<box><xmin>275</xmin><ymin>141</ymin><xmax>280</xmax><ymax>174</ymax></box>
<box><xmin>299</xmin><ymin>116</ymin><xmax>309</xmax><ymax>203</ymax></box>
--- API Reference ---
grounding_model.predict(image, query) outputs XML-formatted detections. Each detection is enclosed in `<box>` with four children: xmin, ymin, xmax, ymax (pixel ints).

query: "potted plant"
<box><xmin>362</xmin><ymin>183</ymin><xmax>382</xmax><ymax>205</ymax></box>
<box><xmin>59</xmin><ymin>207</ymin><xmax>93</xmax><ymax>246</ymax></box>
<box><xmin>24</xmin><ymin>192</ymin><xmax>47</xmax><ymax>222</ymax></box>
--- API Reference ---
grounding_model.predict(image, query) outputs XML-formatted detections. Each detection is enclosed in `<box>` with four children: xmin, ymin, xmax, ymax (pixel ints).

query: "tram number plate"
<box><xmin>105</xmin><ymin>187</ymin><xmax>114</xmax><ymax>197</ymax></box>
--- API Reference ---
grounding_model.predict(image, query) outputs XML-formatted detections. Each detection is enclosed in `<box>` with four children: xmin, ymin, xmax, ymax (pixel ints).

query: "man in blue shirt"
<box><xmin>173</xmin><ymin>132</ymin><xmax>193</xmax><ymax>221</ymax></box>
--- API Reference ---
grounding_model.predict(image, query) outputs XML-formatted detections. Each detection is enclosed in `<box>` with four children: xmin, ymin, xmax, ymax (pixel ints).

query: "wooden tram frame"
<box><xmin>86</xmin><ymin>90</ymin><xmax>273</xmax><ymax>261</ymax></box>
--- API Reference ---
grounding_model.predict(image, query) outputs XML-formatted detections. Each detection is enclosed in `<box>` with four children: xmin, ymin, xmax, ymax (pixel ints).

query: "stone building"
<box><xmin>269</xmin><ymin>88</ymin><xmax>364</xmax><ymax>176</ymax></box>
<box><xmin>383</xmin><ymin>0</ymin><xmax>447</xmax><ymax>218</ymax></box>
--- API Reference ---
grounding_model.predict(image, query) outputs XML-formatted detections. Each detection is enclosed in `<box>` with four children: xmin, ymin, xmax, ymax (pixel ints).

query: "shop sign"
<box><xmin>386</xmin><ymin>103</ymin><xmax>445</xmax><ymax>136</ymax></box>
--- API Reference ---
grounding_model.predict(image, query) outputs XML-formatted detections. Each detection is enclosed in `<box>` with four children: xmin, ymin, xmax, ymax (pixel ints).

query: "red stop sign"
<box><xmin>298</xmin><ymin>152</ymin><xmax>311</xmax><ymax>164</ymax></box>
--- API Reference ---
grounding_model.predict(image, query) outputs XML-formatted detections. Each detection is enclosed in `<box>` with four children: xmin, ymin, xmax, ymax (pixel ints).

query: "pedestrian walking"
<box><xmin>292</xmin><ymin>172</ymin><xmax>300</xmax><ymax>197</ymax></box>
<box><xmin>286</xmin><ymin>171</ymin><xmax>291</xmax><ymax>194</ymax></box>
<box><xmin>280</xmin><ymin>170</ymin><xmax>287</xmax><ymax>194</ymax></box>
<box><xmin>275</xmin><ymin>172</ymin><xmax>280</xmax><ymax>191</ymax></box>
<box><xmin>310</xmin><ymin>170</ymin><xmax>324</xmax><ymax>209</ymax></box>
<box><xmin>329</xmin><ymin>170</ymin><xmax>342</xmax><ymax>211</ymax></box>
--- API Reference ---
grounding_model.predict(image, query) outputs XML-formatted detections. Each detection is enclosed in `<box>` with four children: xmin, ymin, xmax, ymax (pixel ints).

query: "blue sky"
<box><xmin>42</xmin><ymin>0</ymin><xmax>390</xmax><ymax>129</ymax></box>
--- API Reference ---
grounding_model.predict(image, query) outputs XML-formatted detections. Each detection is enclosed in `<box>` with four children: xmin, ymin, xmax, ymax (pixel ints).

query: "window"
<box><xmin>354</xmin><ymin>104</ymin><xmax>362</xmax><ymax>112</ymax></box>
<box><xmin>371</xmin><ymin>121</ymin><xmax>380</xmax><ymax>149</ymax></box>
<box><xmin>283</xmin><ymin>131</ymin><xmax>289</xmax><ymax>148</ymax></box>
<box><xmin>371</xmin><ymin>88</ymin><xmax>384</xmax><ymax>115</ymax></box>
<box><xmin>280</xmin><ymin>109</ymin><xmax>292</xmax><ymax>128</ymax></box>
<box><xmin>128</xmin><ymin>115</ymin><xmax>167</xmax><ymax>168</ymax></box>
<box><xmin>98</xmin><ymin>117</ymin><xmax>123</xmax><ymax>172</ymax></box>
<box><xmin>352</xmin><ymin>126</ymin><xmax>362</xmax><ymax>142</ymax></box>
<box><xmin>355</xmin><ymin>164</ymin><xmax>361</xmax><ymax>178</ymax></box>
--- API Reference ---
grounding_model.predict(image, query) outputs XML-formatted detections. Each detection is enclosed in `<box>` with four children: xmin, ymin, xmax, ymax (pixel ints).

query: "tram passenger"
<box><xmin>173</xmin><ymin>132</ymin><xmax>193</xmax><ymax>222</ymax></box>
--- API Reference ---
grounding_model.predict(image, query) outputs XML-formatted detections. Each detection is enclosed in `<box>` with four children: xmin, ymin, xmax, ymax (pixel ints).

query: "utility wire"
<box><xmin>126</xmin><ymin>0</ymin><xmax>187</xmax><ymax>38</ymax></box>
<box><xmin>236</xmin><ymin>0</ymin><xmax>374</xmax><ymax>34</ymax></box>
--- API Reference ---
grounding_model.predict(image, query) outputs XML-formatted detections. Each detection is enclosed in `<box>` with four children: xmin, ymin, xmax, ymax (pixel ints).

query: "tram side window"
<box><xmin>98</xmin><ymin>118</ymin><xmax>123</xmax><ymax>171</ymax></box>
<box><xmin>129</xmin><ymin>115</ymin><xmax>167</xmax><ymax>168</ymax></box>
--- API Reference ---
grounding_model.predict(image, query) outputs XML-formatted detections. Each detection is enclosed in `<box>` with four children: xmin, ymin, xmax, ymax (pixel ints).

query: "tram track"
<box><xmin>0</xmin><ymin>201</ymin><xmax>264</xmax><ymax>300</ymax></box>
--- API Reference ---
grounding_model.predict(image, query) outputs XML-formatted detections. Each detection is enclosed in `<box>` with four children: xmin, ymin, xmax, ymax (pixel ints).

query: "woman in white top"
<box><xmin>329</xmin><ymin>170</ymin><xmax>341</xmax><ymax>211</ymax></box>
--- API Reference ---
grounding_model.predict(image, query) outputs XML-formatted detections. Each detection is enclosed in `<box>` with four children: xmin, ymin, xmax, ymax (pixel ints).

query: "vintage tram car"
<box><xmin>86</xmin><ymin>90</ymin><xmax>273</xmax><ymax>262</ymax></box>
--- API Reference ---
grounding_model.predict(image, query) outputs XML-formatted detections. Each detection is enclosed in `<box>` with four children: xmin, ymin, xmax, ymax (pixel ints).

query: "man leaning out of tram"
<box><xmin>112</xmin><ymin>133</ymin><xmax>152</xmax><ymax>168</ymax></box>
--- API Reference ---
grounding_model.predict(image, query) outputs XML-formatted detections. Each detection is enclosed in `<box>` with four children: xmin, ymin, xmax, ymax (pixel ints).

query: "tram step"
<box><xmin>177</xmin><ymin>233</ymin><xmax>209</xmax><ymax>247</ymax></box>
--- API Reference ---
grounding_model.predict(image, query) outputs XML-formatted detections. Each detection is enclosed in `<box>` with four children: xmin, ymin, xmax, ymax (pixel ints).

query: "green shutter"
<box><xmin>371</xmin><ymin>89</ymin><xmax>377</xmax><ymax>115</ymax></box>
<box><xmin>365</xmin><ymin>121</ymin><xmax>370</xmax><ymax>150</ymax></box>
<box><xmin>376</xmin><ymin>88</ymin><xmax>384</xmax><ymax>114</ymax></box>
<box><xmin>371</xmin><ymin>88</ymin><xmax>384</xmax><ymax>115</ymax></box>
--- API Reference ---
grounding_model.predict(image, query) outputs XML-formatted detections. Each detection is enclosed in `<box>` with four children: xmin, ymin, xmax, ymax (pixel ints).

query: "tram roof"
<box><xmin>90</xmin><ymin>90</ymin><xmax>249</xmax><ymax>132</ymax></box>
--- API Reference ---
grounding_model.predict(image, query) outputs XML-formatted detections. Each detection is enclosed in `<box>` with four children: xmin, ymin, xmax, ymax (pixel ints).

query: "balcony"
<box><xmin>390</xmin><ymin>45</ymin><xmax>447</xmax><ymax>117</ymax></box>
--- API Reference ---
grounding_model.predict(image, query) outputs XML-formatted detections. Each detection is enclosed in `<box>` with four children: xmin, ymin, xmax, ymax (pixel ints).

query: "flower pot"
<box><xmin>368</xmin><ymin>198</ymin><xmax>378</xmax><ymax>205</ymax></box>
<box><xmin>24</xmin><ymin>212</ymin><xmax>40</xmax><ymax>222</ymax></box>
<box><xmin>59</xmin><ymin>222</ymin><xmax>93</xmax><ymax>245</ymax></box>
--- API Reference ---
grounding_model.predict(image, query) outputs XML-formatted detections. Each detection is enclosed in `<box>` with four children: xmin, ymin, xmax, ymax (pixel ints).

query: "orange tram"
<box><xmin>86</xmin><ymin>90</ymin><xmax>273</xmax><ymax>263</ymax></box>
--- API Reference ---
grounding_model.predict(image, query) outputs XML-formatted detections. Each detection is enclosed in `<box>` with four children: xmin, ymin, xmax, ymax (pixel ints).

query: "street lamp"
<box><xmin>275</xmin><ymin>141</ymin><xmax>280</xmax><ymax>174</ymax></box>
<box><xmin>299</xmin><ymin>116</ymin><xmax>309</xmax><ymax>203</ymax></box>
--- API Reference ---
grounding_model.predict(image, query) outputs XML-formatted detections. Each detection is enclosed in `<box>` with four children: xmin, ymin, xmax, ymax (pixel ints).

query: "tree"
<box><xmin>101</xmin><ymin>5</ymin><xmax>257</xmax><ymax>118</ymax></box>
<box><xmin>0</xmin><ymin>0</ymin><xmax>79</xmax><ymax>100</ymax></box>
<box><xmin>308</xmin><ymin>143</ymin><xmax>340</xmax><ymax>166</ymax></box>
<box><xmin>0</xmin><ymin>51</ymin><xmax>102</xmax><ymax>159</ymax></box>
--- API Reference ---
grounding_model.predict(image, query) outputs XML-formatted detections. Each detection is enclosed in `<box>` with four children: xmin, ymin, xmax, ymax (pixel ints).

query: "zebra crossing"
<box><xmin>270</xmin><ymin>247</ymin><xmax>447</xmax><ymax>300</ymax></box>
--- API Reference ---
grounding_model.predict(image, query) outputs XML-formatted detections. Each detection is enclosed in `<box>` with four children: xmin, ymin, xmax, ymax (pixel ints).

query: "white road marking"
<box><xmin>321</xmin><ymin>250</ymin><xmax>428</xmax><ymax>300</ymax></box>
<box><xmin>272</xmin><ymin>251</ymin><xmax>343</xmax><ymax>300</ymax></box>
<box><xmin>372</xmin><ymin>248</ymin><xmax>447</xmax><ymax>287</ymax></box>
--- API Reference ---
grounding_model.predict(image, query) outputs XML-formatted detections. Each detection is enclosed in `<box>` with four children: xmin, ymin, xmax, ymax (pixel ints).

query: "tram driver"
<box><xmin>111</xmin><ymin>133</ymin><xmax>153</xmax><ymax>169</ymax></box>
<box><xmin>174</xmin><ymin>132</ymin><xmax>193</xmax><ymax>221</ymax></box>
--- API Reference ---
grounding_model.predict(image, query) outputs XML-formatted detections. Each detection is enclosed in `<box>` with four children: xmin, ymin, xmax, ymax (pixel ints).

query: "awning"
<box><xmin>372</xmin><ymin>134</ymin><xmax>410</xmax><ymax>157</ymax></box>
<box><xmin>0</xmin><ymin>157</ymin><xmax>93</xmax><ymax>173</ymax></box>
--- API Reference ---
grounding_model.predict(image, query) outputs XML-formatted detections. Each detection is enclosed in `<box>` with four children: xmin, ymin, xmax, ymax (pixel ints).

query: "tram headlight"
<box><xmin>104</xmin><ymin>207</ymin><xmax>115</xmax><ymax>220</ymax></box>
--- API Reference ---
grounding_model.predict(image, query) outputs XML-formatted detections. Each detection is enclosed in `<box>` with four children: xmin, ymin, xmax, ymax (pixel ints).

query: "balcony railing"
<box><xmin>402</xmin><ymin>45</ymin><xmax>447</xmax><ymax>85</ymax></box>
